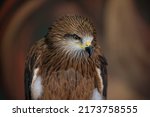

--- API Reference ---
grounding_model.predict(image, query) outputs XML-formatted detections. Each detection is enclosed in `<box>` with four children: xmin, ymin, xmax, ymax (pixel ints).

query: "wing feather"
<box><xmin>24</xmin><ymin>46</ymin><xmax>38</xmax><ymax>99</ymax></box>
<box><xmin>99</xmin><ymin>55</ymin><xmax>108</xmax><ymax>99</ymax></box>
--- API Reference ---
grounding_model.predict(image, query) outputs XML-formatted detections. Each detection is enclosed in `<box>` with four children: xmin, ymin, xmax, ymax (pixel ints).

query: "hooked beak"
<box><xmin>85</xmin><ymin>46</ymin><xmax>93</xmax><ymax>57</ymax></box>
<box><xmin>80</xmin><ymin>40</ymin><xmax>93</xmax><ymax>57</ymax></box>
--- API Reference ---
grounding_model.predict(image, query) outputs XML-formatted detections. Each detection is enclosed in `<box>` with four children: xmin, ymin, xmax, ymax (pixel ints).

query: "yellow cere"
<box><xmin>86</xmin><ymin>41</ymin><xmax>91</xmax><ymax>46</ymax></box>
<box><xmin>80</xmin><ymin>41</ymin><xmax>91</xmax><ymax>49</ymax></box>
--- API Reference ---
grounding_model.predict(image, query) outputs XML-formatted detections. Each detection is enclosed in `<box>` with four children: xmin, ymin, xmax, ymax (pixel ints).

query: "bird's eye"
<box><xmin>64</xmin><ymin>33</ymin><xmax>81</xmax><ymax>40</ymax></box>
<box><xmin>64</xmin><ymin>33</ymin><xmax>72</xmax><ymax>38</ymax></box>
<box><xmin>72</xmin><ymin>34</ymin><xmax>81</xmax><ymax>40</ymax></box>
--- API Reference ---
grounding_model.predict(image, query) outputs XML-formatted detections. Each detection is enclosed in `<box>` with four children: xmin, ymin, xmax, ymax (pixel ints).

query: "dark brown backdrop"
<box><xmin>0</xmin><ymin>0</ymin><xmax>150</xmax><ymax>99</ymax></box>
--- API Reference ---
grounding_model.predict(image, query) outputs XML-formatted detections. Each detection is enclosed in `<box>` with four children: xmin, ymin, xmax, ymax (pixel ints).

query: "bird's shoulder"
<box><xmin>25</xmin><ymin>38</ymin><xmax>48</xmax><ymax>70</ymax></box>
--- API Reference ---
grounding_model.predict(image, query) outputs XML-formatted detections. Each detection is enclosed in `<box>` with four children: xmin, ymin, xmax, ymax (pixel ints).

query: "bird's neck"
<box><xmin>43</xmin><ymin>47</ymin><xmax>99</xmax><ymax>71</ymax></box>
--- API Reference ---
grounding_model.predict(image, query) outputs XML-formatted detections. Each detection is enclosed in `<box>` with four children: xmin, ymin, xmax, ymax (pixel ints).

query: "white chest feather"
<box><xmin>96</xmin><ymin>67</ymin><xmax>104</xmax><ymax>91</ymax></box>
<box><xmin>31</xmin><ymin>68</ymin><xmax>43</xmax><ymax>99</ymax></box>
<box><xmin>91</xmin><ymin>68</ymin><xmax>103</xmax><ymax>100</ymax></box>
<box><xmin>91</xmin><ymin>88</ymin><xmax>103</xmax><ymax>100</ymax></box>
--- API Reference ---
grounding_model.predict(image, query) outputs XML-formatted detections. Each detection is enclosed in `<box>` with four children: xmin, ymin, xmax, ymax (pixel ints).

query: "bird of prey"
<box><xmin>24</xmin><ymin>15</ymin><xmax>107</xmax><ymax>100</ymax></box>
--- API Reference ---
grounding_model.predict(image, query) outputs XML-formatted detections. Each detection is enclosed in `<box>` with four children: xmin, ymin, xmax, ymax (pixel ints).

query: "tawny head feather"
<box><xmin>46</xmin><ymin>15</ymin><xmax>97</xmax><ymax>58</ymax></box>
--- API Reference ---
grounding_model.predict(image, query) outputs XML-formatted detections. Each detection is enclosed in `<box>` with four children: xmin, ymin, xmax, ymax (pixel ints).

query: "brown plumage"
<box><xmin>24</xmin><ymin>15</ymin><xmax>107</xmax><ymax>100</ymax></box>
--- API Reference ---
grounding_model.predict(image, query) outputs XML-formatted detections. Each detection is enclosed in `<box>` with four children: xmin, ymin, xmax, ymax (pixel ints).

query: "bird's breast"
<box><xmin>38</xmin><ymin>52</ymin><xmax>102</xmax><ymax>99</ymax></box>
<box><xmin>40</xmin><ymin>68</ymin><xmax>97</xmax><ymax>99</ymax></box>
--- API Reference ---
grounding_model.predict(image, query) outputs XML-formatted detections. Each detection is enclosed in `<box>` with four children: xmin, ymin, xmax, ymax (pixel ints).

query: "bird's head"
<box><xmin>47</xmin><ymin>15</ymin><xmax>97</xmax><ymax>58</ymax></box>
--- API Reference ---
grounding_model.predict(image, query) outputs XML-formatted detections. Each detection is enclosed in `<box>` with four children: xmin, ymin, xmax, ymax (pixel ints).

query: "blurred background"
<box><xmin>0</xmin><ymin>0</ymin><xmax>150</xmax><ymax>99</ymax></box>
